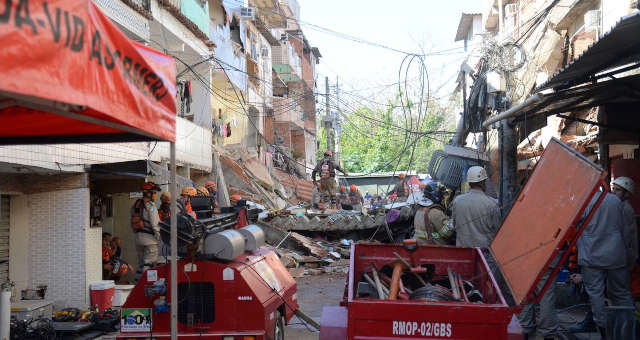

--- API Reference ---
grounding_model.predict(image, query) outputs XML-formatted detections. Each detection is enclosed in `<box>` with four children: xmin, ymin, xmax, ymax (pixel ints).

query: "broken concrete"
<box><xmin>265</xmin><ymin>212</ymin><xmax>386</xmax><ymax>232</ymax></box>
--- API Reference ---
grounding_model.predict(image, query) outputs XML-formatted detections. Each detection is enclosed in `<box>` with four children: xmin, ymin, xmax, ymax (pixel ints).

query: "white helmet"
<box><xmin>467</xmin><ymin>166</ymin><xmax>488</xmax><ymax>183</ymax></box>
<box><xmin>613</xmin><ymin>176</ymin><xmax>635</xmax><ymax>194</ymax></box>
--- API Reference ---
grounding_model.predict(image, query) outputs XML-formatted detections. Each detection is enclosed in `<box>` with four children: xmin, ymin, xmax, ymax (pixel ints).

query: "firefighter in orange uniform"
<box><xmin>178</xmin><ymin>187</ymin><xmax>197</xmax><ymax>219</ymax></box>
<box><xmin>311</xmin><ymin>150</ymin><xmax>347</xmax><ymax>209</ymax></box>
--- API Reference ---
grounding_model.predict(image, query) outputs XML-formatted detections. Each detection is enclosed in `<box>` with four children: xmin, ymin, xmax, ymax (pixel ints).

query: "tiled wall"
<box><xmin>27</xmin><ymin>188</ymin><xmax>95</xmax><ymax>309</ymax></box>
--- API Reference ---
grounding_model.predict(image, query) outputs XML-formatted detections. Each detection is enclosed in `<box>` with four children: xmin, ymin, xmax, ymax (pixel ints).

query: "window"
<box><xmin>251</xmin><ymin>42</ymin><xmax>258</xmax><ymax>61</ymax></box>
<box><xmin>230</xmin><ymin>16</ymin><xmax>242</xmax><ymax>46</ymax></box>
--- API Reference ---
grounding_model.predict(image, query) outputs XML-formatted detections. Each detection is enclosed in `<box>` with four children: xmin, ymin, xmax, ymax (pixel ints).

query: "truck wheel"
<box><xmin>274</xmin><ymin>311</ymin><xmax>285</xmax><ymax>340</ymax></box>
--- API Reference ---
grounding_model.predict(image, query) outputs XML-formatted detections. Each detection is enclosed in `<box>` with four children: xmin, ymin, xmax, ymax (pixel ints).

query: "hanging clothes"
<box><xmin>180</xmin><ymin>80</ymin><xmax>192</xmax><ymax>115</ymax></box>
<box><xmin>226</xmin><ymin>123</ymin><xmax>232</xmax><ymax>137</ymax></box>
<box><xmin>222</xmin><ymin>124</ymin><xmax>227</xmax><ymax>137</ymax></box>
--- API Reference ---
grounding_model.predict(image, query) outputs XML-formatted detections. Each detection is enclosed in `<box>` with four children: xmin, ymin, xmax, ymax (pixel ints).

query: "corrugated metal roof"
<box><xmin>512</xmin><ymin>73</ymin><xmax>640</xmax><ymax>123</ymax></box>
<box><xmin>537</xmin><ymin>11</ymin><xmax>640</xmax><ymax>91</ymax></box>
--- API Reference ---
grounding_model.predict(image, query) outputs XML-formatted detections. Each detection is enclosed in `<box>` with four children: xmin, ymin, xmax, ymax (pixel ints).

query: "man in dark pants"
<box><xmin>576</xmin><ymin>190</ymin><xmax>634</xmax><ymax>338</ymax></box>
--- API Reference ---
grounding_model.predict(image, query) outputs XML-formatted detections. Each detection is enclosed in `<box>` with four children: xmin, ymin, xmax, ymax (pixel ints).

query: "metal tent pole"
<box><xmin>170</xmin><ymin>142</ymin><xmax>178</xmax><ymax>340</ymax></box>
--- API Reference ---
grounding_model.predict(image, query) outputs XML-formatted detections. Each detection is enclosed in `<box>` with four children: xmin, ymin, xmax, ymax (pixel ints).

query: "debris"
<box><xmin>288</xmin><ymin>267</ymin><xmax>305</xmax><ymax>278</ymax></box>
<box><xmin>279</xmin><ymin>254</ymin><xmax>296</xmax><ymax>268</ymax></box>
<box><xmin>329</xmin><ymin>251</ymin><xmax>341</xmax><ymax>259</ymax></box>
<box><xmin>289</xmin><ymin>232</ymin><xmax>329</xmax><ymax>258</ymax></box>
<box><xmin>294</xmin><ymin>309</ymin><xmax>321</xmax><ymax>331</ymax></box>
<box><xmin>340</xmin><ymin>239</ymin><xmax>353</xmax><ymax>246</ymax></box>
<box><xmin>307</xmin><ymin>268</ymin><xmax>324</xmax><ymax>276</ymax></box>
<box><xmin>305</xmin><ymin>262</ymin><xmax>321</xmax><ymax>269</ymax></box>
<box><xmin>337</xmin><ymin>247</ymin><xmax>351</xmax><ymax>258</ymax></box>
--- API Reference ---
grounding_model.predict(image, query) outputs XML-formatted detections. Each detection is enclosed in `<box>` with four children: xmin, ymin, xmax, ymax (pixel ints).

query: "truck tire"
<box><xmin>274</xmin><ymin>310</ymin><xmax>285</xmax><ymax>340</ymax></box>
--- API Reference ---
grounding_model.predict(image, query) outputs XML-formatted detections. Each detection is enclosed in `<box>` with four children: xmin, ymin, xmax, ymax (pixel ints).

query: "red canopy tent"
<box><xmin>0</xmin><ymin>1</ymin><xmax>180</xmax><ymax>337</ymax></box>
<box><xmin>0</xmin><ymin>0</ymin><xmax>176</xmax><ymax>144</ymax></box>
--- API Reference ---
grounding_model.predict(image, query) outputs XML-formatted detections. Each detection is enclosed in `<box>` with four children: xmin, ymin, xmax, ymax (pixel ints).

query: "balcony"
<box><xmin>272</xmin><ymin>42</ymin><xmax>302</xmax><ymax>83</ymax></box>
<box><xmin>249</xmin><ymin>0</ymin><xmax>286</xmax><ymax>28</ymax></box>
<box><xmin>154</xmin><ymin>0</ymin><xmax>212</xmax><ymax>47</ymax></box>
<box><xmin>93</xmin><ymin>0</ymin><xmax>151</xmax><ymax>39</ymax></box>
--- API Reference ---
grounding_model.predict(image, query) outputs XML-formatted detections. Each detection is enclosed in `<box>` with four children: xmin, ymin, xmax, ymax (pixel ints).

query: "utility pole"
<box><xmin>324</xmin><ymin>76</ymin><xmax>335</xmax><ymax>156</ymax></box>
<box><xmin>335</xmin><ymin>76</ymin><xmax>341</xmax><ymax>166</ymax></box>
<box><xmin>499</xmin><ymin>97</ymin><xmax>517</xmax><ymax>216</ymax></box>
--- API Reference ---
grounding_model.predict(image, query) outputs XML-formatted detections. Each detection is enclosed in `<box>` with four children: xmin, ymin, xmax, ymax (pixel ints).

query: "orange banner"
<box><xmin>0</xmin><ymin>0</ymin><xmax>176</xmax><ymax>143</ymax></box>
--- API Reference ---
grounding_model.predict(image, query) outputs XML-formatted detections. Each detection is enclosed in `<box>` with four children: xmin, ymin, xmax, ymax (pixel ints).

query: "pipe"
<box><xmin>170</xmin><ymin>142</ymin><xmax>177</xmax><ymax>340</ymax></box>
<box><xmin>0</xmin><ymin>288</ymin><xmax>9</xmax><ymax>340</ymax></box>
<box><xmin>482</xmin><ymin>93</ymin><xmax>543</xmax><ymax>129</ymax></box>
<box><xmin>388</xmin><ymin>262</ymin><xmax>404</xmax><ymax>300</ymax></box>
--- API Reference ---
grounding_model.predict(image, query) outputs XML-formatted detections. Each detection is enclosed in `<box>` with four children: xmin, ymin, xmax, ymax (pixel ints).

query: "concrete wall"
<box><xmin>601</xmin><ymin>0</ymin><xmax>634</xmax><ymax>33</ymax></box>
<box><xmin>275</xmin><ymin>122</ymin><xmax>292</xmax><ymax>148</ymax></box>
<box><xmin>149</xmin><ymin>117</ymin><xmax>213</xmax><ymax>172</ymax></box>
<box><xmin>0</xmin><ymin>143</ymin><xmax>149</xmax><ymax>172</ymax></box>
<box><xmin>304</xmin><ymin>129</ymin><xmax>317</xmax><ymax>168</ymax></box>
<box><xmin>9</xmin><ymin>195</ymin><xmax>29</xmax><ymax>299</ymax></box>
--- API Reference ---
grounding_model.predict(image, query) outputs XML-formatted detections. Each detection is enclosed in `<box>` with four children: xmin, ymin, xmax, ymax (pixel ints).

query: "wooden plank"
<box><xmin>289</xmin><ymin>232</ymin><xmax>329</xmax><ymax>258</ymax></box>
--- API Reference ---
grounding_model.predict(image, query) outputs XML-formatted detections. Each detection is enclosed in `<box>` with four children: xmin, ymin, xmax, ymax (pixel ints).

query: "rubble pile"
<box><xmin>261</xmin><ymin>228</ymin><xmax>355</xmax><ymax>277</ymax></box>
<box><xmin>215</xmin><ymin>146</ymin><xmax>314</xmax><ymax>210</ymax></box>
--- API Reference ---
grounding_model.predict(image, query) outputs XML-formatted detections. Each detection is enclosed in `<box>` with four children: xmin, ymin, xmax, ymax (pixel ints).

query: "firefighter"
<box><xmin>131</xmin><ymin>182</ymin><xmax>161</xmax><ymax>283</ymax></box>
<box><xmin>158</xmin><ymin>191</ymin><xmax>171</xmax><ymax>221</ymax></box>
<box><xmin>204</xmin><ymin>180</ymin><xmax>219</xmax><ymax>214</ymax></box>
<box><xmin>389</xmin><ymin>173</ymin><xmax>409</xmax><ymax>200</ymax></box>
<box><xmin>311</xmin><ymin>150</ymin><xmax>347</xmax><ymax>209</ymax></box>
<box><xmin>414</xmin><ymin>182</ymin><xmax>453</xmax><ymax>245</ymax></box>
<box><xmin>196</xmin><ymin>186</ymin><xmax>210</xmax><ymax>196</ymax></box>
<box><xmin>575</xmin><ymin>190</ymin><xmax>634</xmax><ymax>338</ymax></box>
<box><xmin>451</xmin><ymin>166</ymin><xmax>500</xmax><ymax>248</ymax></box>
<box><xmin>611</xmin><ymin>177</ymin><xmax>637</xmax><ymax>271</ymax></box>
<box><xmin>205</xmin><ymin>180</ymin><xmax>218</xmax><ymax>195</ymax></box>
<box><xmin>338</xmin><ymin>185</ymin><xmax>348</xmax><ymax>208</ymax></box>
<box><xmin>178</xmin><ymin>187</ymin><xmax>197</xmax><ymax>219</ymax></box>
<box><xmin>230</xmin><ymin>194</ymin><xmax>242</xmax><ymax>206</ymax></box>
<box><xmin>348</xmin><ymin>184</ymin><xmax>363</xmax><ymax>211</ymax></box>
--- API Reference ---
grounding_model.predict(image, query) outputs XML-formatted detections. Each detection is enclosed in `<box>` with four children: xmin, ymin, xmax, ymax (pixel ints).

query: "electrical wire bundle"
<box><xmin>10</xmin><ymin>318</ymin><xmax>56</xmax><ymax>340</ymax></box>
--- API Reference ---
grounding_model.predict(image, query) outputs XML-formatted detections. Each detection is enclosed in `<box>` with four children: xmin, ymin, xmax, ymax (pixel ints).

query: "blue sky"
<box><xmin>298</xmin><ymin>0</ymin><xmax>482</xmax><ymax>102</ymax></box>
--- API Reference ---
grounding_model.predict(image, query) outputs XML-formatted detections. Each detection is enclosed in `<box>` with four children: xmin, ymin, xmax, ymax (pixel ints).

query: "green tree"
<box><xmin>334</xmin><ymin>93</ymin><xmax>454</xmax><ymax>174</ymax></box>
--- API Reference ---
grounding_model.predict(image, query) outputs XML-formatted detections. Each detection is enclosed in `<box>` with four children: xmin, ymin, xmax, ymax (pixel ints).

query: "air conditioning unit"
<box><xmin>240</xmin><ymin>7</ymin><xmax>255</xmax><ymax>20</ymax></box>
<box><xmin>584</xmin><ymin>10</ymin><xmax>601</xmax><ymax>32</ymax></box>
<box><xmin>504</xmin><ymin>3</ymin><xmax>517</xmax><ymax>17</ymax></box>
<box><xmin>261</xmin><ymin>47</ymin><xmax>269</xmax><ymax>57</ymax></box>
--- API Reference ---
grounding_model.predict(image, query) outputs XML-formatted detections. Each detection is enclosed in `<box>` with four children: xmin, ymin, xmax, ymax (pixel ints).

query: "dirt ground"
<box><xmin>285</xmin><ymin>272</ymin><xmax>347</xmax><ymax>340</ymax></box>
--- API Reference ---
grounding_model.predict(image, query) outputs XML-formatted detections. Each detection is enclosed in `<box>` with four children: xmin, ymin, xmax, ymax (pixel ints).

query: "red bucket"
<box><xmin>90</xmin><ymin>280</ymin><xmax>115</xmax><ymax>310</ymax></box>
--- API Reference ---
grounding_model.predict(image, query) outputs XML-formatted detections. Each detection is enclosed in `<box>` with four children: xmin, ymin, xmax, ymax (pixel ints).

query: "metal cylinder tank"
<box><xmin>239</xmin><ymin>225</ymin><xmax>265</xmax><ymax>251</ymax></box>
<box><xmin>204</xmin><ymin>229</ymin><xmax>245</xmax><ymax>260</ymax></box>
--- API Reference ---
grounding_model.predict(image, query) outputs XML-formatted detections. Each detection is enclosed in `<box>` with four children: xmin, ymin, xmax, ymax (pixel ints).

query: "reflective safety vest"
<box><xmin>320</xmin><ymin>159</ymin><xmax>334</xmax><ymax>179</ymax></box>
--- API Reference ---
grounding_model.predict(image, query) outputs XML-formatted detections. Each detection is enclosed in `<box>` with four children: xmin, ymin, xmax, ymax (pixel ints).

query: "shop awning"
<box><xmin>537</xmin><ymin>12</ymin><xmax>640</xmax><ymax>91</ymax></box>
<box><xmin>0</xmin><ymin>0</ymin><xmax>177</xmax><ymax>144</ymax></box>
<box><xmin>510</xmin><ymin>73</ymin><xmax>640</xmax><ymax>124</ymax></box>
<box><xmin>90</xmin><ymin>160</ymin><xmax>193</xmax><ymax>187</ymax></box>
